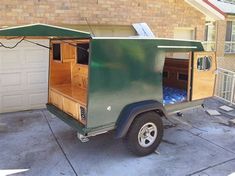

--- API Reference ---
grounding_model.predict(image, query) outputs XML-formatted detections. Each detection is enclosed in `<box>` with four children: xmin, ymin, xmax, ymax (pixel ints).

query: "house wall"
<box><xmin>215</xmin><ymin>20</ymin><xmax>226</xmax><ymax>57</ymax></box>
<box><xmin>4</xmin><ymin>1</ymin><xmax>235</xmax><ymax>70</ymax></box>
<box><xmin>0</xmin><ymin>0</ymin><xmax>205</xmax><ymax>39</ymax></box>
<box><xmin>218</xmin><ymin>55</ymin><xmax>235</xmax><ymax>71</ymax></box>
<box><xmin>216</xmin><ymin>15</ymin><xmax>235</xmax><ymax>71</ymax></box>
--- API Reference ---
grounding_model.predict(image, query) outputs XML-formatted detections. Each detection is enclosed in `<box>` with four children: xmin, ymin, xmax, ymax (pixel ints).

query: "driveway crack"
<box><xmin>171</xmin><ymin>116</ymin><xmax>235</xmax><ymax>155</ymax></box>
<box><xmin>40</xmin><ymin>110</ymin><xmax>78</xmax><ymax>176</ymax></box>
<box><xmin>184</xmin><ymin>128</ymin><xmax>235</xmax><ymax>155</ymax></box>
<box><xmin>186</xmin><ymin>157</ymin><xmax>235</xmax><ymax>176</ymax></box>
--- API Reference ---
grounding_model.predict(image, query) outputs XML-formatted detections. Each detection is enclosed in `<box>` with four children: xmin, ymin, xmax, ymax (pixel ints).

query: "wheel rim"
<box><xmin>138</xmin><ymin>122</ymin><xmax>158</xmax><ymax>148</ymax></box>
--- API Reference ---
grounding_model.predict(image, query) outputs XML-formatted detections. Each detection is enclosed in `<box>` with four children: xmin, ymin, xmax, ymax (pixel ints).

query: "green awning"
<box><xmin>0</xmin><ymin>23</ymin><xmax>91</xmax><ymax>38</ymax></box>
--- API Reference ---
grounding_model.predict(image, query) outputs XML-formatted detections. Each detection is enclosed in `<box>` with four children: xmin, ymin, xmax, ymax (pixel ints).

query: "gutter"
<box><xmin>202</xmin><ymin>0</ymin><xmax>226</xmax><ymax>17</ymax></box>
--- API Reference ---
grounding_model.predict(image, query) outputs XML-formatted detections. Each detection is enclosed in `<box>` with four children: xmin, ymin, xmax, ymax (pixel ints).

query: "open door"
<box><xmin>191</xmin><ymin>51</ymin><xmax>217</xmax><ymax>100</ymax></box>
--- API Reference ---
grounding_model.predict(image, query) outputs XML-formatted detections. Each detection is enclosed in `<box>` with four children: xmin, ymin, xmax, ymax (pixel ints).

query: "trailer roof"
<box><xmin>0</xmin><ymin>23</ymin><xmax>91</xmax><ymax>38</ymax></box>
<box><xmin>0</xmin><ymin>23</ymin><xmax>204</xmax><ymax>51</ymax></box>
<box><xmin>92</xmin><ymin>37</ymin><xmax>204</xmax><ymax>51</ymax></box>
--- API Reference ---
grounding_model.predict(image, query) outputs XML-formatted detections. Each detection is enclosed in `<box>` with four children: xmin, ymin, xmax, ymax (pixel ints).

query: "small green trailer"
<box><xmin>0</xmin><ymin>24</ymin><xmax>217</xmax><ymax>156</ymax></box>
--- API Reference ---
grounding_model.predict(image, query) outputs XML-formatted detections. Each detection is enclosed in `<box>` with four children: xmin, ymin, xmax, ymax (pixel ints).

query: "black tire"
<box><xmin>124</xmin><ymin>111</ymin><xmax>163</xmax><ymax>156</ymax></box>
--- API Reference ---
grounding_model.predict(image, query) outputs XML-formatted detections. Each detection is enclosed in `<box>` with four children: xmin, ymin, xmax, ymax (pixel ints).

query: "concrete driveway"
<box><xmin>0</xmin><ymin>98</ymin><xmax>235</xmax><ymax>176</ymax></box>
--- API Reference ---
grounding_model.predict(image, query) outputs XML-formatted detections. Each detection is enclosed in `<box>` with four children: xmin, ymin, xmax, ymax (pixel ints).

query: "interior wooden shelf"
<box><xmin>50</xmin><ymin>84</ymin><xmax>87</xmax><ymax>105</ymax></box>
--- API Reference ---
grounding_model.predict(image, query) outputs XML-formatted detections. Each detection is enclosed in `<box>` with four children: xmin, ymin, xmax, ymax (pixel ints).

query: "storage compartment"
<box><xmin>63</xmin><ymin>97</ymin><xmax>79</xmax><ymax>119</ymax></box>
<box><xmin>49</xmin><ymin>39</ymin><xmax>89</xmax><ymax>125</ymax></box>
<box><xmin>163</xmin><ymin>54</ymin><xmax>191</xmax><ymax>105</ymax></box>
<box><xmin>50</xmin><ymin>90</ymin><xmax>63</xmax><ymax>109</ymax></box>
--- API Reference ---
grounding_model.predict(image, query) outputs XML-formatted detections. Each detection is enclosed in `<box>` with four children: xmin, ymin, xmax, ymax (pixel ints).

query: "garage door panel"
<box><xmin>29</xmin><ymin>92</ymin><xmax>48</xmax><ymax>107</ymax></box>
<box><xmin>2</xmin><ymin>94</ymin><xmax>25</xmax><ymax>109</ymax></box>
<box><xmin>0</xmin><ymin>50</ymin><xmax>23</xmax><ymax>70</ymax></box>
<box><xmin>1</xmin><ymin>72</ymin><xmax>21</xmax><ymax>86</ymax></box>
<box><xmin>0</xmin><ymin>70</ymin><xmax>48</xmax><ymax>92</ymax></box>
<box><xmin>26</xmin><ymin>71</ymin><xmax>48</xmax><ymax>91</ymax></box>
<box><xmin>25</xmin><ymin>49</ymin><xmax>49</xmax><ymax>67</ymax></box>
<box><xmin>0</xmin><ymin>91</ymin><xmax>47</xmax><ymax>113</ymax></box>
<box><xmin>27</xmin><ymin>71</ymin><xmax>48</xmax><ymax>86</ymax></box>
<box><xmin>0</xmin><ymin>39</ymin><xmax>49</xmax><ymax>113</ymax></box>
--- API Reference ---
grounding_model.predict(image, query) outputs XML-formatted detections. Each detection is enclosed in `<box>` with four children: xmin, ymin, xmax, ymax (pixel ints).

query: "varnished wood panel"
<box><xmin>63</xmin><ymin>96</ymin><xmax>79</xmax><ymax>119</ymax></box>
<box><xmin>61</xmin><ymin>42</ymin><xmax>76</xmax><ymax>62</ymax></box>
<box><xmin>49</xmin><ymin>85</ymin><xmax>87</xmax><ymax>124</ymax></box>
<box><xmin>49</xmin><ymin>40</ymin><xmax>89</xmax><ymax>88</ymax></box>
<box><xmin>49</xmin><ymin>88</ymin><xmax>86</xmax><ymax>123</ymax></box>
<box><xmin>49</xmin><ymin>39</ymin><xmax>89</xmax><ymax>124</ymax></box>
<box><xmin>50</xmin><ymin>84</ymin><xmax>87</xmax><ymax>105</ymax></box>
<box><xmin>71</xmin><ymin>64</ymin><xmax>88</xmax><ymax>89</ymax></box>
<box><xmin>191</xmin><ymin>52</ymin><xmax>216</xmax><ymax>100</ymax></box>
<box><xmin>50</xmin><ymin>90</ymin><xmax>63</xmax><ymax>109</ymax></box>
<box><xmin>49</xmin><ymin>60</ymin><xmax>71</xmax><ymax>86</ymax></box>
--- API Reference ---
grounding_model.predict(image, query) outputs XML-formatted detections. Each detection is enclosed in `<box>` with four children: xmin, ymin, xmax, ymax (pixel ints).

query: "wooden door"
<box><xmin>191</xmin><ymin>52</ymin><xmax>217</xmax><ymax>100</ymax></box>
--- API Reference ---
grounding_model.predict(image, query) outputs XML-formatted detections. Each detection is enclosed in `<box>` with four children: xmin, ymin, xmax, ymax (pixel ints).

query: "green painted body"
<box><xmin>87</xmin><ymin>38</ymin><xmax>204</xmax><ymax>129</ymax></box>
<box><xmin>0</xmin><ymin>24</ymin><xmax>205</xmax><ymax>134</ymax></box>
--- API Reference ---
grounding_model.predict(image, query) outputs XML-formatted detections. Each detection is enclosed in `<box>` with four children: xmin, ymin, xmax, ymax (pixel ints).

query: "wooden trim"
<box><xmin>212</xmin><ymin>52</ymin><xmax>217</xmax><ymax>96</ymax></box>
<box><xmin>187</xmin><ymin>52</ymin><xmax>192</xmax><ymax>101</ymax></box>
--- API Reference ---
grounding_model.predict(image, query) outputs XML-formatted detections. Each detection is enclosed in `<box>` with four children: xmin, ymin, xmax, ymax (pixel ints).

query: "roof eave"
<box><xmin>185</xmin><ymin>0</ymin><xmax>225</xmax><ymax>20</ymax></box>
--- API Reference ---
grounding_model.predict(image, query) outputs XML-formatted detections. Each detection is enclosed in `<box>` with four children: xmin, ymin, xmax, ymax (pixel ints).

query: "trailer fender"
<box><xmin>115</xmin><ymin>100</ymin><xmax>166</xmax><ymax>139</ymax></box>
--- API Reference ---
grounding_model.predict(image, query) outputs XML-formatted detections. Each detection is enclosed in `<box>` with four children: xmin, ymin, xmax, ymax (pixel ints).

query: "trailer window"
<box><xmin>52</xmin><ymin>43</ymin><xmax>61</xmax><ymax>61</ymax></box>
<box><xmin>178</xmin><ymin>73</ymin><xmax>188</xmax><ymax>81</ymax></box>
<box><xmin>77</xmin><ymin>43</ymin><xmax>89</xmax><ymax>65</ymax></box>
<box><xmin>197</xmin><ymin>56</ymin><xmax>211</xmax><ymax>71</ymax></box>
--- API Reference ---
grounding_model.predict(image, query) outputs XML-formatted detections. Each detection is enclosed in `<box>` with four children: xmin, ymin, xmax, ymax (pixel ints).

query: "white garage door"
<box><xmin>0</xmin><ymin>39</ymin><xmax>49</xmax><ymax>113</ymax></box>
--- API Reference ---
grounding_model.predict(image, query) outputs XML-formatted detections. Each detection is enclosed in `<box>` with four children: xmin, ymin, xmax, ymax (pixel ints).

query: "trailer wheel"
<box><xmin>124</xmin><ymin>111</ymin><xmax>163</xmax><ymax>156</ymax></box>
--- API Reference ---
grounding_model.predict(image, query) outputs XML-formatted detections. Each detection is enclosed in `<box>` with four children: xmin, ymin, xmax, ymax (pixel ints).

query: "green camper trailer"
<box><xmin>0</xmin><ymin>24</ymin><xmax>217</xmax><ymax>156</ymax></box>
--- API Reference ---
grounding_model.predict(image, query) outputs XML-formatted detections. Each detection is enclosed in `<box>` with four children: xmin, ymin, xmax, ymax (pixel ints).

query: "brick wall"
<box><xmin>215</xmin><ymin>20</ymin><xmax>226</xmax><ymax>58</ymax></box>
<box><xmin>0</xmin><ymin>0</ymin><xmax>205</xmax><ymax>39</ymax></box>
<box><xmin>216</xmin><ymin>16</ymin><xmax>235</xmax><ymax>71</ymax></box>
<box><xmin>218</xmin><ymin>55</ymin><xmax>235</xmax><ymax>71</ymax></box>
